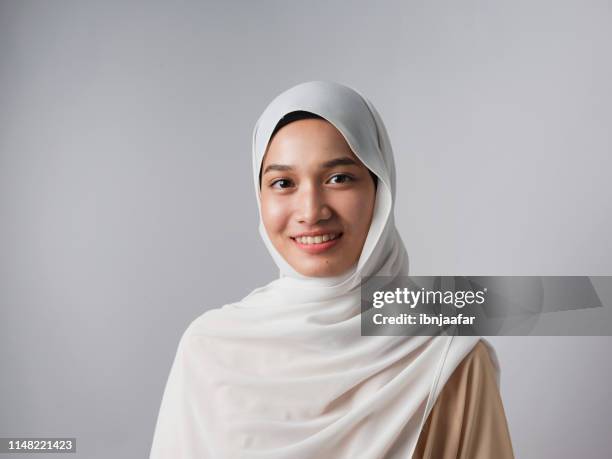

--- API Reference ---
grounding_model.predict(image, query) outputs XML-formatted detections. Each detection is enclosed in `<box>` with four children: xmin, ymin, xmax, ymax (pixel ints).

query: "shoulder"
<box><xmin>455</xmin><ymin>339</ymin><xmax>499</xmax><ymax>387</ymax></box>
<box><xmin>177</xmin><ymin>302</ymin><xmax>239</xmax><ymax>340</ymax></box>
<box><xmin>468</xmin><ymin>340</ymin><xmax>492</xmax><ymax>363</ymax></box>
<box><xmin>172</xmin><ymin>309</ymin><xmax>220</xmax><ymax>351</ymax></box>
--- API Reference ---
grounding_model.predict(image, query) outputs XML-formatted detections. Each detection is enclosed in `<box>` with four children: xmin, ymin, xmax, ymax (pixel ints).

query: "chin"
<box><xmin>293</xmin><ymin>261</ymin><xmax>346</xmax><ymax>278</ymax></box>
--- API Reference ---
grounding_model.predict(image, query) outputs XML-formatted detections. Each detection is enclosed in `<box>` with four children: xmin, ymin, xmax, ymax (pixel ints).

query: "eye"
<box><xmin>270</xmin><ymin>178</ymin><xmax>294</xmax><ymax>189</ymax></box>
<box><xmin>328</xmin><ymin>173</ymin><xmax>354</xmax><ymax>184</ymax></box>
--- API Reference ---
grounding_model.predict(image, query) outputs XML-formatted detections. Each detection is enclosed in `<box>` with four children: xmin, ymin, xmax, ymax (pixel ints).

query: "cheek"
<box><xmin>332</xmin><ymin>190</ymin><xmax>375</xmax><ymax>235</ymax></box>
<box><xmin>261</xmin><ymin>195</ymin><xmax>290</xmax><ymax>237</ymax></box>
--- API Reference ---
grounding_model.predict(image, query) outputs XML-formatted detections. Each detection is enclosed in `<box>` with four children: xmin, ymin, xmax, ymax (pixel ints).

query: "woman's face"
<box><xmin>260</xmin><ymin>118</ymin><xmax>376</xmax><ymax>277</ymax></box>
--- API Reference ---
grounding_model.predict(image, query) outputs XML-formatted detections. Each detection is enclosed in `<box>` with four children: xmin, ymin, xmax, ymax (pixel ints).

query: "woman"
<box><xmin>150</xmin><ymin>81</ymin><xmax>514</xmax><ymax>458</ymax></box>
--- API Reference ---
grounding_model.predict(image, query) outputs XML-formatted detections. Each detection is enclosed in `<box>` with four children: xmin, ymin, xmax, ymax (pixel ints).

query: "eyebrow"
<box><xmin>262</xmin><ymin>157</ymin><xmax>359</xmax><ymax>175</ymax></box>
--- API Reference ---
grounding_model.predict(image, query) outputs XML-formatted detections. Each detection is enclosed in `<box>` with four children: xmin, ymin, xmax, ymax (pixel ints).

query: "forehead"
<box><xmin>263</xmin><ymin>118</ymin><xmax>362</xmax><ymax>166</ymax></box>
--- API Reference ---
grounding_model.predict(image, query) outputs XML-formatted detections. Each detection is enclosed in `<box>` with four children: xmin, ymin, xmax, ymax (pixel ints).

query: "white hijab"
<box><xmin>150</xmin><ymin>81</ymin><xmax>498</xmax><ymax>459</ymax></box>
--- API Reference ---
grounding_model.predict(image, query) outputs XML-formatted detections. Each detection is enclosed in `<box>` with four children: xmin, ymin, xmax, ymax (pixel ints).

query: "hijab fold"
<box><xmin>150</xmin><ymin>81</ymin><xmax>497</xmax><ymax>459</ymax></box>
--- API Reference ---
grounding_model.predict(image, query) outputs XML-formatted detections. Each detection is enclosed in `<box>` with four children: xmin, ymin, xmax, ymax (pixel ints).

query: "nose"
<box><xmin>295</xmin><ymin>183</ymin><xmax>332</xmax><ymax>224</ymax></box>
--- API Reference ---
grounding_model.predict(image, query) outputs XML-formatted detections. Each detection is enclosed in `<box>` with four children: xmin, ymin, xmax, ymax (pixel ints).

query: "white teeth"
<box><xmin>295</xmin><ymin>233</ymin><xmax>339</xmax><ymax>245</ymax></box>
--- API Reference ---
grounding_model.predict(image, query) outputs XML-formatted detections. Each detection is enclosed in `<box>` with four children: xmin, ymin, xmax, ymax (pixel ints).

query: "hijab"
<box><xmin>150</xmin><ymin>81</ymin><xmax>498</xmax><ymax>459</ymax></box>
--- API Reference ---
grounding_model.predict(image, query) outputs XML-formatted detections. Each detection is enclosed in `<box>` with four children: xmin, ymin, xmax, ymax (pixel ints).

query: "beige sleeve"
<box><xmin>413</xmin><ymin>341</ymin><xmax>515</xmax><ymax>459</ymax></box>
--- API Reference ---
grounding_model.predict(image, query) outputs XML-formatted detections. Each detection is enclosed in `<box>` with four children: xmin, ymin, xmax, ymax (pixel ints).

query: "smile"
<box><xmin>294</xmin><ymin>233</ymin><xmax>340</xmax><ymax>244</ymax></box>
<box><xmin>291</xmin><ymin>232</ymin><xmax>343</xmax><ymax>254</ymax></box>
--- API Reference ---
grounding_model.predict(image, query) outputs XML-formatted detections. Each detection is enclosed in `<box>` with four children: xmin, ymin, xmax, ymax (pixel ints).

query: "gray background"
<box><xmin>1</xmin><ymin>0</ymin><xmax>610</xmax><ymax>457</ymax></box>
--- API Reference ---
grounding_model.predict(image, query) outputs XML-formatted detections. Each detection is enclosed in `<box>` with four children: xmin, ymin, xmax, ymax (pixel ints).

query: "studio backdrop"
<box><xmin>1</xmin><ymin>1</ymin><xmax>611</xmax><ymax>458</ymax></box>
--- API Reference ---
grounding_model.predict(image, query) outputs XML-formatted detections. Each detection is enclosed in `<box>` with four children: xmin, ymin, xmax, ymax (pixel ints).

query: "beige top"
<box><xmin>414</xmin><ymin>341</ymin><xmax>515</xmax><ymax>459</ymax></box>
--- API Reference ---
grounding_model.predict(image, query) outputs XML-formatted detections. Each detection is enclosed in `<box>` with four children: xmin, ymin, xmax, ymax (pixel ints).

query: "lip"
<box><xmin>291</xmin><ymin>230</ymin><xmax>342</xmax><ymax>238</ymax></box>
<box><xmin>291</xmin><ymin>232</ymin><xmax>343</xmax><ymax>254</ymax></box>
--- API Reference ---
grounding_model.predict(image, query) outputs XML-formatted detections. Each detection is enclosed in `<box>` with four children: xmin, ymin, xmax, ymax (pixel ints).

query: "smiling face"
<box><xmin>259</xmin><ymin>117</ymin><xmax>376</xmax><ymax>277</ymax></box>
